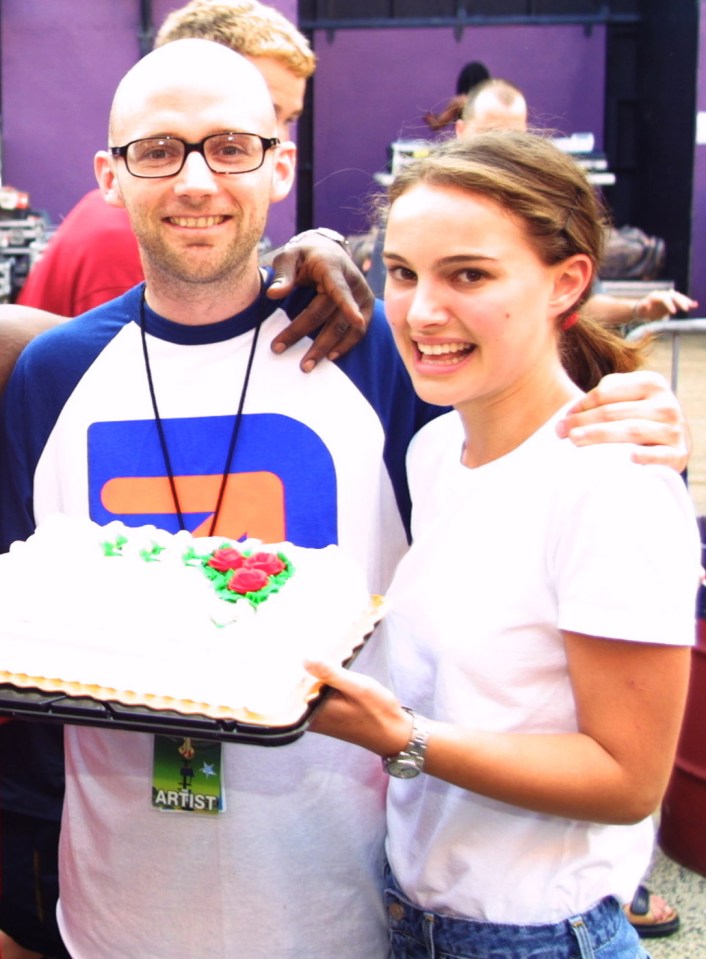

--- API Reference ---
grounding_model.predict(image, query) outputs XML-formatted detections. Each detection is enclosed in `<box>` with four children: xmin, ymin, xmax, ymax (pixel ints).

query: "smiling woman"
<box><xmin>382</xmin><ymin>133</ymin><xmax>644</xmax><ymax>466</ymax></box>
<box><xmin>307</xmin><ymin>131</ymin><xmax>702</xmax><ymax>959</ymax></box>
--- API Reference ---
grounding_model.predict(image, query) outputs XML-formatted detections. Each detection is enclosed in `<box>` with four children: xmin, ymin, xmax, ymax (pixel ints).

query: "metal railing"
<box><xmin>626</xmin><ymin>319</ymin><xmax>706</xmax><ymax>393</ymax></box>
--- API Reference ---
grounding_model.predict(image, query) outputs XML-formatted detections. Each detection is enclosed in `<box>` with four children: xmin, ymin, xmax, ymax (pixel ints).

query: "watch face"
<box><xmin>386</xmin><ymin>757</ymin><xmax>422</xmax><ymax>779</ymax></box>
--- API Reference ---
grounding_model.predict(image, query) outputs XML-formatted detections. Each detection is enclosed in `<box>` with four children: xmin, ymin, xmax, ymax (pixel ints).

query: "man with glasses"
<box><xmin>0</xmin><ymin>38</ymin><xmax>434</xmax><ymax>959</ymax></box>
<box><xmin>110</xmin><ymin>131</ymin><xmax>281</xmax><ymax>178</ymax></box>
<box><xmin>13</xmin><ymin>0</ymin><xmax>368</xmax><ymax>373</ymax></box>
<box><xmin>0</xmin><ymin>9</ymin><xmax>372</xmax><ymax>952</ymax></box>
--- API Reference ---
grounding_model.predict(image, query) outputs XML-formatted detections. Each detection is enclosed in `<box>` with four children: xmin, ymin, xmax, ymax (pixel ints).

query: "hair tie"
<box><xmin>561</xmin><ymin>312</ymin><xmax>579</xmax><ymax>331</ymax></box>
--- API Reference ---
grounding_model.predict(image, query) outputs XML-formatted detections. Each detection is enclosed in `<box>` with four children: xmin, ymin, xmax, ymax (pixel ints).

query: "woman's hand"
<box><xmin>306</xmin><ymin>659</ymin><xmax>413</xmax><ymax>757</ymax></box>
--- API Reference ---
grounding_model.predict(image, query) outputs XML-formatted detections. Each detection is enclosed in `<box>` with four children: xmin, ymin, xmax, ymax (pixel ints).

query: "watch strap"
<box><xmin>381</xmin><ymin>707</ymin><xmax>429</xmax><ymax>778</ymax></box>
<box><xmin>314</xmin><ymin>227</ymin><xmax>352</xmax><ymax>257</ymax></box>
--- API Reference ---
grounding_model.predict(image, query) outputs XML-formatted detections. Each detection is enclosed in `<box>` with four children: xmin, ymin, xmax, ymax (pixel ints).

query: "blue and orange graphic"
<box><xmin>88</xmin><ymin>413</ymin><xmax>338</xmax><ymax>546</ymax></box>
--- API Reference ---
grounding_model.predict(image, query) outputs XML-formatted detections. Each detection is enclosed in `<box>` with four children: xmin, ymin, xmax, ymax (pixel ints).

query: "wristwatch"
<box><xmin>382</xmin><ymin>708</ymin><xmax>429</xmax><ymax>779</ymax></box>
<box><xmin>314</xmin><ymin>227</ymin><xmax>352</xmax><ymax>256</ymax></box>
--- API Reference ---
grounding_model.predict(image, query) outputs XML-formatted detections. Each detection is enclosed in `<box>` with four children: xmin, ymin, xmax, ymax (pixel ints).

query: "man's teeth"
<box><xmin>417</xmin><ymin>341</ymin><xmax>472</xmax><ymax>356</ymax></box>
<box><xmin>170</xmin><ymin>215</ymin><xmax>225</xmax><ymax>228</ymax></box>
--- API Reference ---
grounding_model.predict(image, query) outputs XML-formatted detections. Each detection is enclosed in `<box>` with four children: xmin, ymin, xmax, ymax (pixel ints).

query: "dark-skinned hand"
<box><xmin>265</xmin><ymin>230</ymin><xmax>375</xmax><ymax>372</ymax></box>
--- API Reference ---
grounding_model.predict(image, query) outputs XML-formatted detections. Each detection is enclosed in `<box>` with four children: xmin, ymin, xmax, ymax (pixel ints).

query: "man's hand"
<box><xmin>556</xmin><ymin>370</ymin><xmax>690</xmax><ymax>471</ymax></box>
<box><xmin>266</xmin><ymin>230</ymin><xmax>375</xmax><ymax>372</ymax></box>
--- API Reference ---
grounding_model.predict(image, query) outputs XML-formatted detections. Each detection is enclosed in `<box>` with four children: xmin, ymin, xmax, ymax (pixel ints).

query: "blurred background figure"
<box><xmin>455</xmin><ymin>78</ymin><xmax>528</xmax><ymax>136</ymax></box>
<box><xmin>423</xmin><ymin>59</ymin><xmax>490</xmax><ymax>132</ymax></box>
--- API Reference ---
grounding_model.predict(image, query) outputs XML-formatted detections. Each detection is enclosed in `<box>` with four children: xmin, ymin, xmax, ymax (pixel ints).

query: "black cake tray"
<box><xmin>0</xmin><ymin>681</ymin><xmax>324</xmax><ymax>746</ymax></box>
<box><xmin>0</xmin><ymin>597</ymin><xmax>384</xmax><ymax>745</ymax></box>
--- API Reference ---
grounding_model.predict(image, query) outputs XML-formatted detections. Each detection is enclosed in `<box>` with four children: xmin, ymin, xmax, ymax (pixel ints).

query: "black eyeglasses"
<box><xmin>110</xmin><ymin>132</ymin><xmax>280</xmax><ymax>178</ymax></box>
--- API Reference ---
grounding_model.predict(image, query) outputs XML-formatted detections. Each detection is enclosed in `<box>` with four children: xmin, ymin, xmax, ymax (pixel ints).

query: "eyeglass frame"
<box><xmin>109</xmin><ymin>132</ymin><xmax>280</xmax><ymax>178</ymax></box>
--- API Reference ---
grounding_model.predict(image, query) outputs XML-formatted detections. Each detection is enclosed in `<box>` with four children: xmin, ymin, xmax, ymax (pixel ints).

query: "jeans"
<box><xmin>384</xmin><ymin>867</ymin><xmax>651</xmax><ymax>959</ymax></box>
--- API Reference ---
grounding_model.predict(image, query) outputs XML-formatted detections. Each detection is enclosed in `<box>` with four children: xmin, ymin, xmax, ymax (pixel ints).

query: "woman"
<box><xmin>307</xmin><ymin>132</ymin><xmax>701</xmax><ymax>959</ymax></box>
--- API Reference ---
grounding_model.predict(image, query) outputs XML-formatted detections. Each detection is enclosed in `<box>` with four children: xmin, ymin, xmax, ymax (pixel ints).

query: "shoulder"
<box><xmin>553</xmin><ymin>440</ymin><xmax>698</xmax><ymax>554</ymax></box>
<box><xmin>13</xmin><ymin>288</ymin><xmax>139</xmax><ymax>379</ymax></box>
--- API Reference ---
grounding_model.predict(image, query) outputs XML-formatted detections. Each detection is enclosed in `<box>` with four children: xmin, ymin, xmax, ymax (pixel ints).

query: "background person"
<box><xmin>422</xmin><ymin>59</ymin><xmax>491</xmax><ymax>132</ymax></box>
<box><xmin>370</xmin><ymin>75</ymin><xmax>698</xmax><ymax>330</ymax></box>
<box><xmin>308</xmin><ymin>130</ymin><xmax>701</xmax><ymax>959</ymax></box>
<box><xmin>454</xmin><ymin>76</ymin><xmax>528</xmax><ymax>135</ymax></box>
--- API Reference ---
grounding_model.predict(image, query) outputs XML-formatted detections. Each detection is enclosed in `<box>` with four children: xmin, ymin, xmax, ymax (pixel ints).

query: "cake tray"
<box><xmin>0</xmin><ymin>597</ymin><xmax>384</xmax><ymax>746</ymax></box>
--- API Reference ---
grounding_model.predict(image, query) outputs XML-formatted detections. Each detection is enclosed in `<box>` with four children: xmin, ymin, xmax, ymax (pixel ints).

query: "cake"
<box><xmin>0</xmin><ymin>515</ymin><xmax>380</xmax><ymax>722</ymax></box>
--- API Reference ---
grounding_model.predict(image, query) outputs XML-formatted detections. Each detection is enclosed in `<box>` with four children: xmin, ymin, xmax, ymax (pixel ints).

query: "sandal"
<box><xmin>623</xmin><ymin>884</ymin><xmax>680</xmax><ymax>938</ymax></box>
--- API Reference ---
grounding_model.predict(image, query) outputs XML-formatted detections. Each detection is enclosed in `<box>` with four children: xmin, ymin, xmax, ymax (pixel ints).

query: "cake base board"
<box><xmin>0</xmin><ymin>598</ymin><xmax>384</xmax><ymax>745</ymax></box>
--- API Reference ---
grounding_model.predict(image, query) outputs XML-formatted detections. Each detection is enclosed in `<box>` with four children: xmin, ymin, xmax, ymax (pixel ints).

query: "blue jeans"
<box><xmin>384</xmin><ymin>867</ymin><xmax>651</xmax><ymax>959</ymax></box>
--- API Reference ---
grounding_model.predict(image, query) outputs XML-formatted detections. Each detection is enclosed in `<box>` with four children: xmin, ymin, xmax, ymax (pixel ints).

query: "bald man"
<box><xmin>0</xmin><ymin>40</ymin><xmax>439</xmax><ymax>958</ymax></box>
<box><xmin>455</xmin><ymin>77</ymin><xmax>528</xmax><ymax>135</ymax></box>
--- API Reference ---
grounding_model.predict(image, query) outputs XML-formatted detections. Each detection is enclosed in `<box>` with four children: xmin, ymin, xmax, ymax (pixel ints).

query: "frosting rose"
<box><xmin>245</xmin><ymin>552</ymin><xmax>285</xmax><ymax>576</ymax></box>
<box><xmin>208</xmin><ymin>548</ymin><xmax>246</xmax><ymax>572</ymax></box>
<box><xmin>227</xmin><ymin>567</ymin><xmax>269</xmax><ymax>594</ymax></box>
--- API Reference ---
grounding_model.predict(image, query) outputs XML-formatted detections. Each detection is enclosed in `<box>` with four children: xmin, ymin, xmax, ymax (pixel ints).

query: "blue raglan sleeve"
<box><xmin>0</xmin><ymin>296</ymin><xmax>135</xmax><ymax>552</ymax></box>
<box><xmin>0</xmin><ymin>350</ymin><xmax>46</xmax><ymax>550</ymax></box>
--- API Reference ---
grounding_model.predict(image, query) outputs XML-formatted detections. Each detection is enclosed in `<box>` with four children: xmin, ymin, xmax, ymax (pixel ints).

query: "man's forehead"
<box><xmin>111</xmin><ymin>39</ymin><xmax>275</xmax><ymax>131</ymax></box>
<box><xmin>110</xmin><ymin>43</ymin><xmax>276</xmax><ymax>143</ymax></box>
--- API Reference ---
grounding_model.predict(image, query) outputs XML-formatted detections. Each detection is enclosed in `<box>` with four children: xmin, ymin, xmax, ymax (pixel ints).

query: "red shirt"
<box><xmin>18</xmin><ymin>189</ymin><xmax>143</xmax><ymax>315</ymax></box>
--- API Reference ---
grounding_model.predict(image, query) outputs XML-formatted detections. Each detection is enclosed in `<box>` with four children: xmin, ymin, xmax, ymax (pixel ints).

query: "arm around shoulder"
<box><xmin>0</xmin><ymin>305</ymin><xmax>68</xmax><ymax>392</ymax></box>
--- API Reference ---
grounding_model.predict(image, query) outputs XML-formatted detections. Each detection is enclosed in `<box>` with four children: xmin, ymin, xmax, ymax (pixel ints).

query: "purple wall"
<box><xmin>311</xmin><ymin>24</ymin><xmax>606</xmax><ymax>235</ymax></box>
<box><xmin>8</xmin><ymin>5</ymin><xmax>703</xmax><ymax>274</ymax></box>
<box><xmin>1</xmin><ymin>0</ymin><xmax>297</xmax><ymax>247</ymax></box>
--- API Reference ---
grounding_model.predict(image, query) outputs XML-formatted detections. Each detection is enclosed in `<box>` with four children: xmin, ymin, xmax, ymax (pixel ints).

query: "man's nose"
<box><xmin>173</xmin><ymin>149</ymin><xmax>219</xmax><ymax>194</ymax></box>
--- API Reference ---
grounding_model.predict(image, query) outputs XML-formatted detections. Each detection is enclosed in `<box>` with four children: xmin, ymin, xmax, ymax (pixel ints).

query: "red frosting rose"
<box><xmin>245</xmin><ymin>551</ymin><xmax>285</xmax><ymax>576</ymax></box>
<box><xmin>208</xmin><ymin>548</ymin><xmax>246</xmax><ymax>572</ymax></box>
<box><xmin>227</xmin><ymin>567</ymin><xmax>269</xmax><ymax>594</ymax></box>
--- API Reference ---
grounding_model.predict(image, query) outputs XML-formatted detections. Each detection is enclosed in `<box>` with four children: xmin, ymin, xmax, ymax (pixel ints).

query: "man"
<box><xmin>0</xmin><ymin>7</ymin><xmax>370</xmax><ymax>957</ymax></box>
<box><xmin>14</xmin><ymin>0</ymin><xmax>367</xmax><ymax>374</ymax></box>
<box><xmin>454</xmin><ymin>77</ymin><xmax>698</xmax><ymax>328</ymax></box>
<box><xmin>455</xmin><ymin>76</ymin><xmax>528</xmax><ymax>135</ymax></box>
<box><xmin>155</xmin><ymin>0</ymin><xmax>313</xmax><ymax>131</ymax></box>
<box><xmin>17</xmin><ymin>0</ymin><xmax>314</xmax><ymax>318</ymax></box>
<box><xmin>0</xmin><ymin>39</ymin><xmax>436</xmax><ymax>958</ymax></box>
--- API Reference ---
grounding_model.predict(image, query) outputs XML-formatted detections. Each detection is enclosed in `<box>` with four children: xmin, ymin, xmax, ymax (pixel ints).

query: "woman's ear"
<box><xmin>94</xmin><ymin>151</ymin><xmax>125</xmax><ymax>209</ymax></box>
<box><xmin>550</xmin><ymin>254</ymin><xmax>593</xmax><ymax>317</ymax></box>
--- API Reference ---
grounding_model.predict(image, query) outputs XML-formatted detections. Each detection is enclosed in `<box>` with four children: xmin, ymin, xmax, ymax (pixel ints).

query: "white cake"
<box><xmin>0</xmin><ymin>515</ymin><xmax>379</xmax><ymax>721</ymax></box>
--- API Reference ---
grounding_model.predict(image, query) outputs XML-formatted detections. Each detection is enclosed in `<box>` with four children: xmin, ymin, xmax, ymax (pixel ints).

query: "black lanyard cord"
<box><xmin>138</xmin><ymin>275</ymin><xmax>265</xmax><ymax>535</ymax></box>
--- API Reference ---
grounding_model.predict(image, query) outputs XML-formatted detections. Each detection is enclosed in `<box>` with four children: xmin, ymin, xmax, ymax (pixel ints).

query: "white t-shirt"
<box><xmin>0</xmin><ymin>284</ymin><xmax>437</xmax><ymax>959</ymax></box>
<box><xmin>384</xmin><ymin>409</ymin><xmax>701</xmax><ymax>924</ymax></box>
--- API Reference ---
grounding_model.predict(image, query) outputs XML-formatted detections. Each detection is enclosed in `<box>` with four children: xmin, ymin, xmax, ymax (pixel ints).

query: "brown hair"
<box><xmin>388</xmin><ymin>131</ymin><xmax>645</xmax><ymax>391</ymax></box>
<box><xmin>155</xmin><ymin>0</ymin><xmax>316</xmax><ymax>79</ymax></box>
